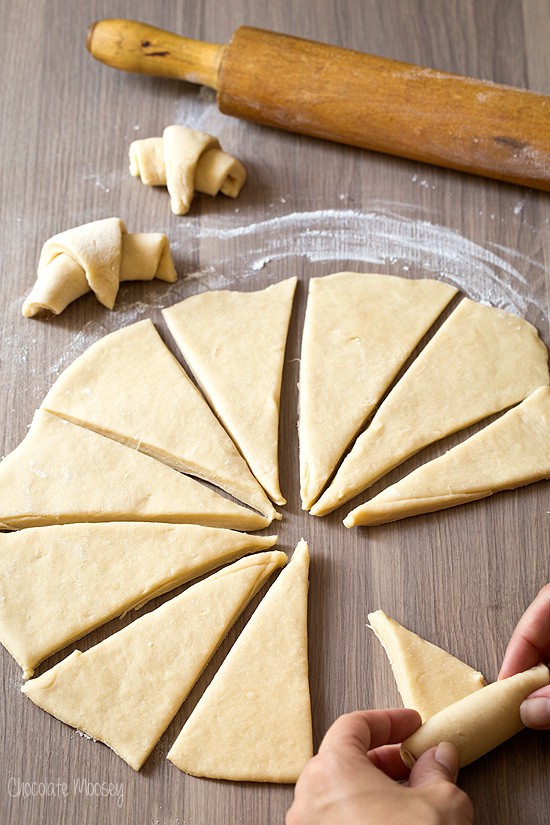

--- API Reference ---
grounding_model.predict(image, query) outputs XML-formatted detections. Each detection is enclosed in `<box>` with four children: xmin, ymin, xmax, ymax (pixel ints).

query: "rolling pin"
<box><xmin>87</xmin><ymin>19</ymin><xmax>550</xmax><ymax>190</ymax></box>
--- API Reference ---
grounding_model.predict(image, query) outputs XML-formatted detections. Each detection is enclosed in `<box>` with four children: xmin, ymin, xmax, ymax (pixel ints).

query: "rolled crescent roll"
<box><xmin>22</xmin><ymin>218</ymin><xmax>176</xmax><ymax>317</ymax></box>
<box><xmin>129</xmin><ymin>125</ymin><xmax>246</xmax><ymax>215</ymax></box>
<box><xmin>400</xmin><ymin>663</ymin><xmax>550</xmax><ymax>769</ymax></box>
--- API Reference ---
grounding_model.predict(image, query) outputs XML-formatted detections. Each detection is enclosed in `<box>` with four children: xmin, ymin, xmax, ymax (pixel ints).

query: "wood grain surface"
<box><xmin>1</xmin><ymin>1</ymin><xmax>549</xmax><ymax>824</ymax></box>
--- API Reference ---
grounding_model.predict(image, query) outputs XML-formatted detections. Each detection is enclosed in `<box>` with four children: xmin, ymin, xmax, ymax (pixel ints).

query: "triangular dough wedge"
<box><xmin>345</xmin><ymin>385</ymin><xmax>550</xmax><ymax>527</ymax></box>
<box><xmin>22</xmin><ymin>550</ymin><xmax>286</xmax><ymax>771</ymax></box>
<box><xmin>299</xmin><ymin>273</ymin><xmax>457</xmax><ymax>509</ymax></box>
<box><xmin>41</xmin><ymin>320</ymin><xmax>277</xmax><ymax>521</ymax></box>
<box><xmin>368</xmin><ymin>610</ymin><xmax>486</xmax><ymax>722</ymax></box>
<box><xmin>167</xmin><ymin>539</ymin><xmax>312</xmax><ymax>783</ymax></box>
<box><xmin>312</xmin><ymin>298</ymin><xmax>549</xmax><ymax>516</ymax></box>
<box><xmin>163</xmin><ymin>278</ymin><xmax>297</xmax><ymax>505</ymax></box>
<box><xmin>0</xmin><ymin>522</ymin><xmax>277</xmax><ymax>678</ymax></box>
<box><xmin>0</xmin><ymin>411</ymin><xmax>271</xmax><ymax>531</ymax></box>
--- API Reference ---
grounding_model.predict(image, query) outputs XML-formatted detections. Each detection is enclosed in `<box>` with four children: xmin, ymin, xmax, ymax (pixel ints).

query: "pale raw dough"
<box><xmin>368</xmin><ymin>610</ymin><xmax>486</xmax><ymax>722</ymax></box>
<box><xmin>163</xmin><ymin>278</ymin><xmax>297</xmax><ymax>505</ymax></box>
<box><xmin>401</xmin><ymin>664</ymin><xmax>550</xmax><ymax>769</ymax></box>
<box><xmin>0</xmin><ymin>522</ymin><xmax>277</xmax><ymax>679</ymax></box>
<box><xmin>0</xmin><ymin>410</ymin><xmax>272</xmax><ymax>531</ymax></box>
<box><xmin>167</xmin><ymin>540</ymin><xmax>312</xmax><ymax>783</ymax></box>
<box><xmin>299</xmin><ymin>273</ymin><xmax>457</xmax><ymax>510</ymax></box>
<box><xmin>22</xmin><ymin>218</ymin><xmax>176</xmax><ymax>317</ymax></box>
<box><xmin>312</xmin><ymin>298</ymin><xmax>549</xmax><ymax>516</ymax></box>
<box><xmin>41</xmin><ymin>319</ymin><xmax>277</xmax><ymax>521</ymax></box>
<box><xmin>22</xmin><ymin>551</ymin><xmax>286</xmax><ymax>771</ymax></box>
<box><xmin>129</xmin><ymin>125</ymin><xmax>246</xmax><ymax>215</ymax></box>
<box><xmin>346</xmin><ymin>385</ymin><xmax>550</xmax><ymax>527</ymax></box>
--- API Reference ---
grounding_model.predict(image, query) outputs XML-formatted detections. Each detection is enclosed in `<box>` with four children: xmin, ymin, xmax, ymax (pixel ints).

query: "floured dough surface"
<box><xmin>368</xmin><ymin>610</ymin><xmax>486</xmax><ymax>721</ymax></box>
<box><xmin>0</xmin><ymin>410</ymin><xmax>271</xmax><ymax>531</ymax></box>
<box><xmin>312</xmin><ymin>298</ymin><xmax>549</xmax><ymax>516</ymax></box>
<box><xmin>22</xmin><ymin>551</ymin><xmax>286</xmax><ymax>771</ymax></box>
<box><xmin>163</xmin><ymin>278</ymin><xmax>297</xmax><ymax>505</ymax></box>
<box><xmin>0</xmin><ymin>522</ymin><xmax>277</xmax><ymax>678</ymax></box>
<box><xmin>168</xmin><ymin>540</ymin><xmax>312</xmax><ymax>783</ymax></box>
<box><xmin>346</xmin><ymin>385</ymin><xmax>550</xmax><ymax>526</ymax></box>
<box><xmin>22</xmin><ymin>218</ymin><xmax>176</xmax><ymax>317</ymax></box>
<box><xmin>41</xmin><ymin>319</ymin><xmax>277</xmax><ymax>521</ymax></box>
<box><xmin>299</xmin><ymin>272</ymin><xmax>457</xmax><ymax>510</ymax></box>
<box><xmin>129</xmin><ymin>125</ymin><xmax>246</xmax><ymax>215</ymax></box>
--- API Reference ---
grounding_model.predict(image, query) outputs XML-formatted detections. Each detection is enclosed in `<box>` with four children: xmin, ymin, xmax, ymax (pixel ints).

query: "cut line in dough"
<box><xmin>41</xmin><ymin>319</ymin><xmax>278</xmax><ymax>522</ymax></box>
<box><xmin>22</xmin><ymin>218</ymin><xmax>176</xmax><ymax>317</ymax></box>
<box><xmin>163</xmin><ymin>278</ymin><xmax>297</xmax><ymax>505</ymax></box>
<box><xmin>22</xmin><ymin>551</ymin><xmax>286</xmax><ymax>771</ymax></box>
<box><xmin>0</xmin><ymin>522</ymin><xmax>277</xmax><ymax>679</ymax></box>
<box><xmin>345</xmin><ymin>385</ymin><xmax>550</xmax><ymax>527</ymax></box>
<box><xmin>299</xmin><ymin>272</ymin><xmax>457</xmax><ymax>510</ymax></box>
<box><xmin>0</xmin><ymin>410</ymin><xmax>272</xmax><ymax>531</ymax></box>
<box><xmin>167</xmin><ymin>539</ymin><xmax>312</xmax><ymax>783</ymax></box>
<box><xmin>312</xmin><ymin>298</ymin><xmax>549</xmax><ymax>517</ymax></box>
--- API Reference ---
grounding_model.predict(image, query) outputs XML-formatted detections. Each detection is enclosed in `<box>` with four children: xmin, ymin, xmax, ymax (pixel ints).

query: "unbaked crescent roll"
<box><xmin>400</xmin><ymin>663</ymin><xmax>550</xmax><ymax>769</ymax></box>
<box><xmin>22</xmin><ymin>218</ymin><xmax>176</xmax><ymax>317</ymax></box>
<box><xmin>129</xmin><ymin>125</ymin><xmax>246</xmax><ymax>215</ymax></box>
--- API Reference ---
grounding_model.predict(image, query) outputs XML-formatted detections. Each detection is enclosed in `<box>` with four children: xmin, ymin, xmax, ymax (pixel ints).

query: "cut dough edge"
<box><xmin>312</xmin><ymin>298</ymin><xmax>549</xmax><ymax>517</ymax></box>
<box><xmin>167</xmin><ymin>539</ymin><xmax>312</xmax><ymax>783</ymax></box>
<box><xmin>368</xmin><ymin>610</ymin><xmax>486</xmax><ymax>722</ymax></box>
<box><xmin>0</xmin><ymin>522</ymin><xmax>278</xmax><ymax>678</ymax></box>
<box><xmin>298</xmin><ymin>272</ymin><xmax>458</xmax><ymax>510</ymax></box>
<box><xmin>163</xmin><ymin>277</ymin><xmax>297</xmax><ymax>506</ymax></box>
<box><xmin>21</xmin><ymin>550</ymin><xmax>287</xmax><ymax>771</ymax></box>
<box><xmin>345</xmin><ymin>385</ymin><xmax>550</xmax><ymax>527</ymax></box>
<box><xmin>40</xmin><ymin>318</ymin><xmax>278</xmax><ymax>522</ymax></box>
<box><xmin>0</xmin><ymin>410</ymin><xmax>272</xmax><ymax>532</ymax></box>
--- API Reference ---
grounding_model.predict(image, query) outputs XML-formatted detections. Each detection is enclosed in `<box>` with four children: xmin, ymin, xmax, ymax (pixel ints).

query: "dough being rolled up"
<box><xmin>129</xmin><ymin>125</ymin><xmax>246</xmax><ymax>215</ymax></box>
<box><xmin>22</xmin><ymin>218</ymin><xmax>176</xmax><ymax>317</ymax></box>
<box><xmin>400</xmin><ymin>664</ymin><xmax>550</xmax><ymax>769</ymax></box>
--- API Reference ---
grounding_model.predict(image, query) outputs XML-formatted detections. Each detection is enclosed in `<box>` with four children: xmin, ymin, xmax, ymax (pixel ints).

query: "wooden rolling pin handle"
<box><xmin>86</xmin><ymin>19</ymin><xmax>224</xmax><ymax>89</ymax></box>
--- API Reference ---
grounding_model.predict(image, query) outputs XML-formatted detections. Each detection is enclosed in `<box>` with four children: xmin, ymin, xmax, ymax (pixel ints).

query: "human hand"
<box><xmin>499</xmin><ymin>583</ymin><xmax>550</xmax><ymax>730</ymax></box>
<box><xmin>286</xmin><ymin>709</ymin><xmax>473</xmax><ymax>825</ymax></box>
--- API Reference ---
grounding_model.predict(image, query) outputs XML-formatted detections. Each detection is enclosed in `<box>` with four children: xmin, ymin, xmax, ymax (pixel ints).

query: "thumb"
<box><xmin>520</xmin><ymin>685</ymin><xmax>550</xmax><ymax>730</ymax></box>
<box><xmin>407</xmin><ymin>742</ymin><xmax>460</xmax><ymax>788</ymax></box>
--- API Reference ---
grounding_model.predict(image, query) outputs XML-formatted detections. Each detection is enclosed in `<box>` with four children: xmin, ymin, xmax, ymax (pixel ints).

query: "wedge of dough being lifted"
<box><xmin>299</xmin><ymin>273</ymin><xmax>457</xmax><ymax>510</ymax></box>
<box><xmin>168</xmin><ymin>540</ymin><xmax>312</xmax><ymax>783</ymax></box>
<box><xmin>163</xmin><ymin>278</ymin><xmax>297</xmax><ymax>505</ymax></box>
<box><xmin>312</xmin><ymin>298</ymin><xmax>549</xmax><ymax>516</ymax></box>
<box><xmin>22</xmin><ymin>551</ymin><xmax>286</xmax><ymax>771</ymax></box>
<box><xmin>0</xmin><ymin>411</ymin><xmax>271</xmax><ymax>531</ymax></box>
<box><xmin>41</xmin><ymin>320</ymin><xmax>277</xmax><ymax>521</ymax></box>
<box><xmin>368</xmin><ymin>610</ymin><xmax>486</xmax><ymax>722</ymax></box>
<box><xmin>0</xmin><ymin>522</ymin><xmax>277</xmax><ymax>679</ymax></box>
<box><xmin>346</xmin><ymin>385</ymin><xmax>550</xmax><ymax>527</ymax></box>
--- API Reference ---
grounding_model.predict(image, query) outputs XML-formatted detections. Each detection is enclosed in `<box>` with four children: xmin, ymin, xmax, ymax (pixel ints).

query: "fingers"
<box><xmin>319</xmin><ymin>708</ymin><xmax>421</xmax><ymax>759</ymax></box>
<box><xmin>520</xmin><ymin>685</ymin><xmax>550</xmax><ymax>729</ymax></box>
<box><xmin>408</xmin><ymin>742</ymin><xmax>459</xmax><ymax>788</ymax></box>
<box><xmin>367</xmin><ymin>743</ymin><xmax>411</xmax><ymax>781</ymax></box>
<box><xmin>499</xmin><ymin>584</ymin><xmax>550</xmax><ymax>679</ymax></box>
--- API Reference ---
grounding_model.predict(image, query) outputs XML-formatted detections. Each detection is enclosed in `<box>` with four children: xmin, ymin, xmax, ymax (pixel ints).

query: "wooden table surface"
<box><xmin>1</xmin><ymin>1</ymin><xmax>549</xmax><ymax>823</ymax></box>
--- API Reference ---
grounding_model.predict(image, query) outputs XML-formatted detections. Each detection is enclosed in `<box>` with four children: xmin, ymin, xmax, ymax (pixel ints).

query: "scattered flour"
<box><xmin>173</xmin><ymin>203</ymin><xmax>542</xmax><ymax>319</ymax></box>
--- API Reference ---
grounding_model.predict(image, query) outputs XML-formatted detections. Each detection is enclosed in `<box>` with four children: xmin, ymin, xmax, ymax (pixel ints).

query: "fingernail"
<box><xmin>435</xmin><ymin>742</ymin><xmax>459</xmax><ymax>781</ymax></box>
<box><xmin>520</xmin><ymin>697</ymin><xmax>550</xmax><ymax>729</ymax></box>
